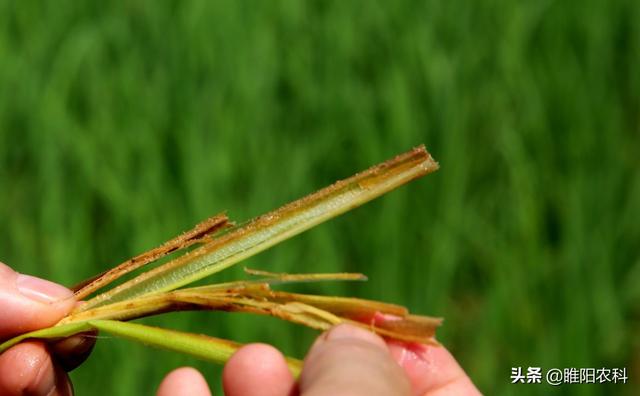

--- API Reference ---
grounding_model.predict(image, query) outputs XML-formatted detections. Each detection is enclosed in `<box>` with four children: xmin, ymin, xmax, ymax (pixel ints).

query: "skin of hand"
<box><xmin>0</xmin><ymin>262</ymin><xmax>480</xmax><ymax>396</ymax></box>
<box><xmin>161</xmin><ymin>321</ymin><xmax>482</xmax><ymax>396</ymax></box>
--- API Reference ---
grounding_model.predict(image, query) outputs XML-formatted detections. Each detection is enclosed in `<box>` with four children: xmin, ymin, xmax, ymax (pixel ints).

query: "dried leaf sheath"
<box><xmin>61</xmin><ymin>277</ymin><xmax>442</xmax><ymax>344</ymax></box>
<box><xmin>80</xmin><ymin>146</ymin><xmax>438</xmax><ymax>310</ymax></box>
<box><xmin>64</xmin><ymin>273</ymin><xmax>371</xmax><ymax>324</ymax></box>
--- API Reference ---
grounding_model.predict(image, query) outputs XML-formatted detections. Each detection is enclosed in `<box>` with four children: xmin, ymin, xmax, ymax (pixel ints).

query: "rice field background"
<box><xmin>0</xmin><ymin>1</ymin><xmax>638</xmax><ymax>395</ymax></box>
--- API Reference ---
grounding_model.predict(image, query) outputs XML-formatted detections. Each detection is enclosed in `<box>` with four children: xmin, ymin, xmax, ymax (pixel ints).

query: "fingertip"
<box><xmin>387</xmin><ymin>341</ymin><xmax>481</xmax><ymax>395</ymax></box>
<box><xmin>223</xmin><ymin>343</ymin><xmax>295</xmax><ymax>396</ymax></box>
<box><xmin>157</xmin><ymin>367</ymin><xmax>211</xmax><ymax>396</ymax></box>
<box><xmin>0</xmin><ymin>263</ymin><xmax>14</xmax><ymax>278</ymax></box>
<box><xmin>301</xmin><ymin>325</ymin><xmax>411</xmax><ymax>396</ymax></box>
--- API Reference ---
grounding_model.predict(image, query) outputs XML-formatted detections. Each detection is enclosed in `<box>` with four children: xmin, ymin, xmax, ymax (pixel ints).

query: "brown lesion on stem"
<box><xmin>72</xmin><ymin>214</ymin><xmax>231</xmax><ymax>299</ymax></box>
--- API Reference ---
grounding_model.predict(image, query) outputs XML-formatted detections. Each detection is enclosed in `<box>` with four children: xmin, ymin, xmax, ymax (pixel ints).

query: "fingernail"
<box><xmin>325</xmin><ymin>324</ymin><xmax>386</xmax><ymax>349</ymax></box>
<box><xmin>16</xmin><ymin>274</ymin><xmax>74</xmax><ymax>303</ymax></box>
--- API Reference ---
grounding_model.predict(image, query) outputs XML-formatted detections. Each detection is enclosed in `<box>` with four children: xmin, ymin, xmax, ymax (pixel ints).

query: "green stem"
<box><xmin>89</xmin><ymin>320</ymin><xmax>303</xmax><ymax>376</ymax></box>
<box><xmin>0</xmin><ymin>320</ymin><xmax>302</xmax><ymax>377</ymax></box>
<box><xmin>0</xmin><ymin>322</ymin><xmax>94</xmax><ymax>352</ymax></box>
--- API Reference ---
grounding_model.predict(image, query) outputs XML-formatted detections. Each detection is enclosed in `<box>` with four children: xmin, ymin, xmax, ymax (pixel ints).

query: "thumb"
<box><xmin>299</xmin><ymin>324</ymin><xmax>411</xmax><ymax>396</ymax></box>
<box><xmin>0</xmin><ymin>262</ymin><xmax>75</xmax><ymax>340</ymax></box>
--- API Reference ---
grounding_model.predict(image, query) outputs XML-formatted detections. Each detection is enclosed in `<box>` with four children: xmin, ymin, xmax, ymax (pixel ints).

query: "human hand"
<box><xmin>159</xmin><ymin>324</ymin><xmax>481</xmax><ymax>395</ymax></box>
<box><xmin>0</xmin><ymin>262</ymin><xmax>97</xmax><ymax>396</ymax></box>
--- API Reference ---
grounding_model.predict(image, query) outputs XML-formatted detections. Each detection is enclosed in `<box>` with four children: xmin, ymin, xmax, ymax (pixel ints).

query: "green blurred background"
<box><xmin>1</xmin><ymin>1</ymin><xmax>638</xmax><ymax>395</ymax></box>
